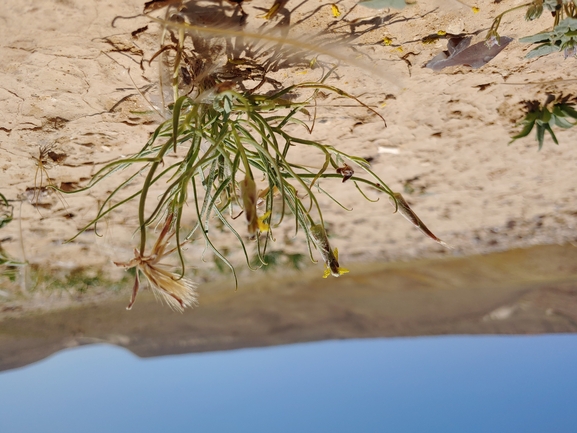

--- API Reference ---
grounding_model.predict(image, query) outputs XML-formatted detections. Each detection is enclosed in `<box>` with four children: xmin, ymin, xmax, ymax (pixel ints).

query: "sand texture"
<box><xmin>1</xmin><ymin>0</ymin><xmax>577</xmax><ymax>314</ymax></box>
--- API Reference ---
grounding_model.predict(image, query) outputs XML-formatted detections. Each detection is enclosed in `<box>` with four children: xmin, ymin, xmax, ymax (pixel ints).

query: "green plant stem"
<box><xmin>139</xmin><ymin>137</ymin><xmax>175</xmax><ymax>253</ymax></box>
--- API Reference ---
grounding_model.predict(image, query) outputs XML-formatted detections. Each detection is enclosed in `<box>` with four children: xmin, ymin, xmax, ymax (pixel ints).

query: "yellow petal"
<box><xmin>331</xmin><ymin>4</ymin><xmax>341</xmax><ymax>18</ymax></box>
<box><xmin>257</xmin><ymin>211</ymin><xmax>271</xmax><ymax>232</ymax></box>
<box><xmin>260</xmin><ymin>1</ymin><xmax>282</xmax><ymax>19</ymax></box>
<box><xmin>338</xmin><ymin>267</ymin><xmax>350</xmax><ymax>276</ymax></box>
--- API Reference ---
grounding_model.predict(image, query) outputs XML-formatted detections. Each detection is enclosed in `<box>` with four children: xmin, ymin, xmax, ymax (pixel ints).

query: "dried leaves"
<box><xmin>114</xmin><ymin>215</ymin><xmax>198</xmax><ymax>312</ymax></box>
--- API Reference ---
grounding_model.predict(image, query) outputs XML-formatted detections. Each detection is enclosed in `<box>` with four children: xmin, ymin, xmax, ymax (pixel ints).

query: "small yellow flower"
<box><xmin>258</xmin><ymin>211</ymin><xmax>271</xmax><ymax>232</ymax></box>
<box><xmin>472</xmin><ymin>6</ymin><xmax>480</xmax><ymax>13</ymax></box>
<box><xmin>383</xmin><ymin>37</ymin><xmax>393</xmax><ymax>46</ymax></box>
<box><xmin>331</xmin><ymin>4</ymin><xmax>341</xmax><ymax>18</ymax></box>
<box><xmin>310</xmin><ymin>224</ymin><xmax>349</xmax><ymax>278</ymax></box>
<box><xmin>322</xmin><ymin>248</ymin><xmax>349</xmax><ymax>279</ymax></box>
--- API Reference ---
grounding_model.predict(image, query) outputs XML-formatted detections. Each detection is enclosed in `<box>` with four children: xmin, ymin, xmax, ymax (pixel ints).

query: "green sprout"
<box><xmin>510</xmin><ymin>95</ymin><xmax>577</xmax><ymax>149</ymax></box>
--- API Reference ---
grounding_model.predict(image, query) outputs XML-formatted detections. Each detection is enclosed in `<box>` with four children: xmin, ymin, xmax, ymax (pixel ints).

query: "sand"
<box><xmin>1</xmin><ymin>0</ymin><xmax>577</xmax><ymax>314</ymax></box>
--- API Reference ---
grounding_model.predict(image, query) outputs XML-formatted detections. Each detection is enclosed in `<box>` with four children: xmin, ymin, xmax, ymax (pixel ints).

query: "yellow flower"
<box><xmin>310</xmin><ymin>224</ymin><xmax>349</xmax><ymax>278</ymax></box>
<box><xmin>331</xmin><ymin>4</ymin><xmax>341</xmax><ymax>18</ymax></box>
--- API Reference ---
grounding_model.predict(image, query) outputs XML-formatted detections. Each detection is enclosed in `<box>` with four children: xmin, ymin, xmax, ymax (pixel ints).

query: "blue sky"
<box><xmin>1</xmin><ymin>335</ymin><xmax>576</xmax><ymax>433</ymax></box>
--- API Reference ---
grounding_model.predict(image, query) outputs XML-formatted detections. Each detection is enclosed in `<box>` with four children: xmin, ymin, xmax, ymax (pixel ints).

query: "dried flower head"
<box><xmin>114</xmin><ymin>214</ymin><xmax>198</xmax><ymax>312</ymax></box>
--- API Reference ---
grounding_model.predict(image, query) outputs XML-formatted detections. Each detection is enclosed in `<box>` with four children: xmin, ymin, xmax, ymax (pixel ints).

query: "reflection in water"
<box><xmin>1</xmin><ymin>335</ymin><xmax>576</xmax><ymax>433</ymax></box>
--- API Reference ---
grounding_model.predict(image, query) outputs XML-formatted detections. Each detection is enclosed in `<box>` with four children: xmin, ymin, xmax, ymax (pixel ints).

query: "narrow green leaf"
<box><xmin>525</xmin><ymin>43</ymin><xmax>559</xmax><ymax>58</ymax></box>
<box><xmin>559</xmin><ymin>103</ymin><xmax>577</xmax><ymax>120</ymax></box>
<box><xmin>509</xmin><ymin>119</ymin><xmax>536</xmax><ymax>143</ymax></box>
<box><xmin>536</xmin><ymin>124</ymin><xmax>545</xmax><ymax>150</ymax></box>
<box><xmin>543</xmin><ymin>123</ymin><xmax>559</xmax><ymax>145</ymax></box>
<box><xmin>552</xmin><ymin>113</ymin><xmax>574</xmax><ymax>129</ymax></box>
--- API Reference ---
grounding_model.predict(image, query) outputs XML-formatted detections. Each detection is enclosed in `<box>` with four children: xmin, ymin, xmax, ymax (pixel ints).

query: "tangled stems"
<box><xmin>64</xmin><ymin>7</ymin><xmax>450</xmax><ymax>310</ymax></box>
<box><xmin>71</xmin><ymin>80</ymin><xmax>399</xmax><ymax>283</ymax></box>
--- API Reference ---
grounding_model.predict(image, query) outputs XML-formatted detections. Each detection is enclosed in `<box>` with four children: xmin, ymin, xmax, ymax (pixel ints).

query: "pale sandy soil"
<box><xmin>1</xmin><ymin>0</ymin><xmax>577</xmax><ymax>313</ymax></box>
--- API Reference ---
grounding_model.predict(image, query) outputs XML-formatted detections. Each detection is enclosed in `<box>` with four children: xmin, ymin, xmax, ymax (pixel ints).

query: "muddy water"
<box><xmin>1</xmin><ymin>244</ymin><xmax>577</xmax><ymax>373</ymax></box>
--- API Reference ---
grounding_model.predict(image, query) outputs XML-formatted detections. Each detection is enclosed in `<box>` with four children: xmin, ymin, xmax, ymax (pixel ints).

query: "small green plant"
<box><xmin>487</xmin><ymin>0</ymin><xmax>577</xmax><ymax>58</ymax></box>
<box><xmin>250</xmin><ymin>250</ymin><xmax>306</xmax><ymax>272</ymax></box>
<box><xmin>520</xmin><ymin>16</ymin><xmax>577</xmax><ymax>58</ymax></box>
<box><xmin>0</xmin><ymin>193</ymin><xmax>13</xmax><ymax>230</ymax></box>
<box><xmin>0</xmin><ymin>193</ymin><xmax>26</xmax><ymax>284</ymax></box>
<box><xmin>509</xmin><ymin>95</ymin><xmax>577</xmax><ymax>149</ymax></box>
<box><xmin>67</xmin><ymin>3</ymin><xmax>447</xmax><ymax>310</ymax></box>
<box><xmin>27</xmin><ymin>265</ymin><xmax>130</xmax><ymax>296</ymax></box>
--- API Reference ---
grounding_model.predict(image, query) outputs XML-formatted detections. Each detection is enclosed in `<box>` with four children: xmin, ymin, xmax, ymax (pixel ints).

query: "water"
<box><xmin>1</xmin><ymin>335</ymin><xmax>576</xmax><ymax>433</ymax></box>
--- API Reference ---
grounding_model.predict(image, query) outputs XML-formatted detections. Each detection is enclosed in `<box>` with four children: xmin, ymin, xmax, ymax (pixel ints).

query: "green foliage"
<box><xmin>28</xmin><ymin>266</ymin><xmax>129</xmax><ymax>295</ymax></box>
<box><xmin>250</xmin><ymin>250</ymin><xmax>306</xmax><ymax>272</ymax></box>
<box><xmin>358</xmin><ymin>0</ymin><xmax>407</xmax><ymax>9</ymax></box>
<box><xmin>520</xmin><ymin>17</ymin><xmax>577</xmax><ymax>58</ymax></box>
<box><xmin>0</xmin><ymin>193</ymin><xmax>25</xmax><ymax>284</ymax></box>
<box><xmin>60</xmin><ymin>3</ymin><xmax>450</xmax><ymax>309</ymax></box>
<box><xmin>487</xmin><ymin>0</ymin><xmax>577</xmax><ymax>58</ymax></box>
<box><xmin>68</xmin><ymin>10</ymin><xmax>402</xmax><ymax>288</ymax></box>
<box><xmin>0</xmin><ymin>248</ymin><xmax>20</xmax><ymax>283</ymax></box>
<box><xmin>510</xmin><ymin>95</ymin><xmax>577</xmax><ymax>149</ymax></box>
<box><xmin>0</xmin><ymin>193</ymin><xmax>13</xmax><ymax>229</ymax></box>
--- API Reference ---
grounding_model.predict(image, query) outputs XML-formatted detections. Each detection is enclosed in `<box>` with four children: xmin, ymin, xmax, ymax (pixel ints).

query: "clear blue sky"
<box><xmin>1</xmin><ymin>335</ymin><xmax>576</xmax><ymax>433</ymax></box>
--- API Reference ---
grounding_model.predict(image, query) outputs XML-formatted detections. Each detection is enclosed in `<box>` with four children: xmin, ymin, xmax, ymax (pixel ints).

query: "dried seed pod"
<box><xmin>389</xmin><ymin>193</ymin><xmax>450</xmax><ymax>248</ymax></box>
<box><xmin>310</xmin><ymin>224</ymin><xmax>349</xmax><ymax>278</ymax></box>
<box><xmin>336</xmin><ymin>164</ymin><xmax>354</xmax><ymax>183</ymax></box>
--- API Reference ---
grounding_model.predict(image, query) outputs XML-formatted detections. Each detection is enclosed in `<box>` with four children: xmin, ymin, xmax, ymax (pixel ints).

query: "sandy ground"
<box><xmin>1</xmin><ymin>1</ymin><xmax>577</xmax><ymax>314</ymax></box>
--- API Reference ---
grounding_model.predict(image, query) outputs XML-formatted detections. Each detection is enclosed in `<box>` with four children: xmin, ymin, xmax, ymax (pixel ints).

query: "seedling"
<box><xmin>510</xmin><ymin>95</ymin><xmax>577</xmax><ymax>149</ymax></box>
<box><xmin>29</xmin><ymin>144</ymin><xmax>68</xmax><ymax>211</ymax></box>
